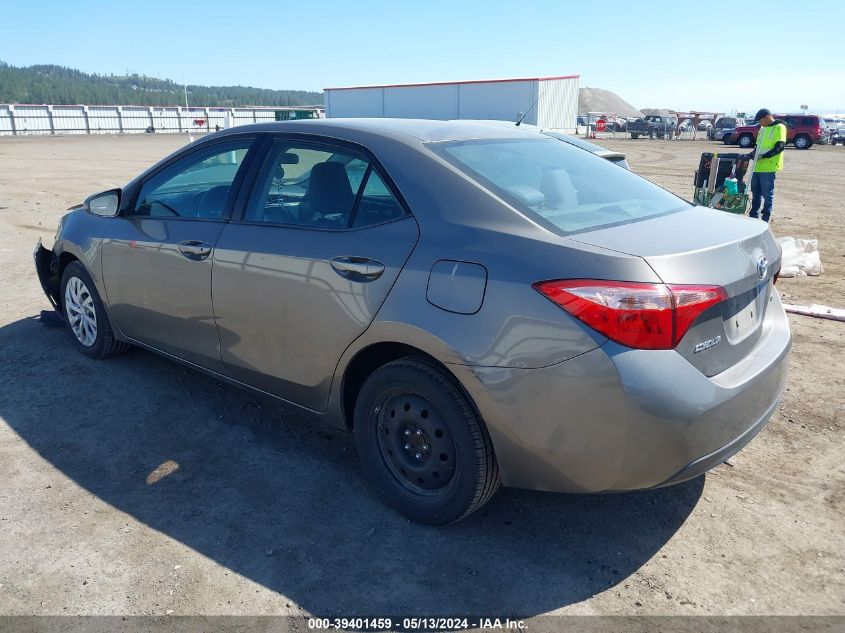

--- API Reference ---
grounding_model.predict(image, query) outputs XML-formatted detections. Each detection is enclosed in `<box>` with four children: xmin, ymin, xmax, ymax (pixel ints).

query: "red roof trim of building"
<box><xmin>324</xmin><ymin>74</ymin><xmax>580</xmax><ymax>91</ymax></box>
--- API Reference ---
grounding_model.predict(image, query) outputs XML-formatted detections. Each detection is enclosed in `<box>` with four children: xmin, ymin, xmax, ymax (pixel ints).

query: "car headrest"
<box><xmin>306</xmin><ymin>162</ymin><xmax>354</xmax><ymax>215</ymax></box>
<box><xmin>197</xmin><ymin>185</ymin><xmax>230</xmax><ymax>219</ymax></box>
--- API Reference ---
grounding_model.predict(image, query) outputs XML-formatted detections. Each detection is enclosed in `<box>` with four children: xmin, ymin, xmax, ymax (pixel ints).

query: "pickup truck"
<box><xmin>627</xmin><ymin>115</ymin><xmax>677</xmax><ymax>139</ymax></box>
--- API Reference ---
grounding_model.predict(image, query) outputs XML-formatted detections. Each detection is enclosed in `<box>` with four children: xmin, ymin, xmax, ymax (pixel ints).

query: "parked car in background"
<box><xmin>824</xmin><ymin>118</ymin><xmax>843</xmax><ymax>134</ymax></box>
<box><xmin>831</xmin><ymin>128</ymin><xmax>845</xmax><ymax>146</ymax></box>
<box><xmin>698</xmin><ymin>120</ymin><xmax>712</xmax><ymax>131</ymax></box>
<box><xmin>708</xmin><ymin>117</ymin><xmax>746</xmax><ymax>143</ymax></box>
<box><xmin>627</xmin><ymin>115</ymin><xmax>678</xmax><ymax>139</ymax></box>
<box><xmin>34</xmin><ymin>119</ymin><xmax>790</xmax><ymax>525</ymax></box>
<box><xmin>606</xmin><ymin>117</ymin><xmax>628</xmax><ymax>132</ymax></box>
<box><xmin>729</xmin><ymin>114</ymin><xmax>826</xmax><ymax>149</ymax></box>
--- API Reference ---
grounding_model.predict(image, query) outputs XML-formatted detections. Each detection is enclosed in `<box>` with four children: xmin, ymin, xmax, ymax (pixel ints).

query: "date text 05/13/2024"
<box><xmin>307</xmin><ymin>617</ymin><xmax>527</xmax><ymax>630</ymax></box>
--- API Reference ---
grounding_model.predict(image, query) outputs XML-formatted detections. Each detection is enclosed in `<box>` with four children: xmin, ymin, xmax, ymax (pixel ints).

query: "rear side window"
<box><xmin>134</xmin><ymin>140</ymin><xmax>253</xmax><ymax>219</ymax></box>
<box><xmin>430</xmin><ymin>138</ymin><xmax>689</xmax><ymax>234</ymax></box>
<box><xmin>245</xmin><ymin>141</ymin><xmax>406</xmax><ymax>229</ymax></box>
<box><xmin>352</xmin><ymin>170</ymin><xmax>405</xmax><ymax>227</ymax></box>
<box><xmin>801</xmin><ymin>117</ymin><xmax>816</xmax><ymax>126</ymax></box>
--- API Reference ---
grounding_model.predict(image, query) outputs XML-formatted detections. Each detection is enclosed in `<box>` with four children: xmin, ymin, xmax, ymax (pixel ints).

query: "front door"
<box><xmin>211</xmin><ymin>138</ymin><xmax>419</xmax><ymax>410</ymax></box>
<box><xmin>101</xmin><ymin>138</ymin><xmax>257</xmax><ymax>371</ymax></box>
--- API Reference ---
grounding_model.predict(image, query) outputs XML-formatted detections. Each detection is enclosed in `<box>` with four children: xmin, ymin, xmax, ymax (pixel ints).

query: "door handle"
<box><xmin>330</xmin><ymin>256</ymin><xmax>385</xmax><ymax>281</ymax></box>
<box><xmin>178</xmin><ymin>240</ymin><xmax>212</xmax><ymax>261</ymax></box>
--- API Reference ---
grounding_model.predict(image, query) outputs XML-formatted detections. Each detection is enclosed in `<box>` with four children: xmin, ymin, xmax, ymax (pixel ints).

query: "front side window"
<box><xmin>134</xmin><ymin>140</ymin><xmax>253</xmax><ymax>219</ymax></box>
<box><xmin>429</xmin><ymin>138</ymin><xmax>689</xmax><ymax>235</ymax></box>
<box><xmin>245</xmin><ymin>141</ymin><xmax>406</xmax><ymax>229</ymax></box>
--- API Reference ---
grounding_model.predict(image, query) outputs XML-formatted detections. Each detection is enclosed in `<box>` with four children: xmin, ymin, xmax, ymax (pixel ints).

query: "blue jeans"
<box><xmin>749</xmin><ymin>171</ymin><xmax>776</xmax><ymax>222</ymax></box>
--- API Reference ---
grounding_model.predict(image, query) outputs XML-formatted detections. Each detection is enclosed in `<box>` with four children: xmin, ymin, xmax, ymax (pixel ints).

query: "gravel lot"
<box><xmin>0</xmin><ymin>133</ymin><xmax>842</xmax><ymax>617</ymax></box>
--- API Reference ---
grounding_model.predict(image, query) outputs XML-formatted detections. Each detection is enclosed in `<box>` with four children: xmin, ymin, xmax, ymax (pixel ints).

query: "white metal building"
<box><xmin>324</xmin><ymin>74</ymin><xmax>579</xmax><ymax>130</ymax></box>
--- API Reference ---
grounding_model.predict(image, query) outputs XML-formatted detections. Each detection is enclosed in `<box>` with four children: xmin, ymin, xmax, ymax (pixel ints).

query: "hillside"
<box><xmin>578</xmin><ymin>87</ymin><xmax>642</xmax><ymax>118</ymax></box>
<box><xmin>0</xmin><ymin>62</ymin><xmax>323</xmax><ymax>107</ymax></box>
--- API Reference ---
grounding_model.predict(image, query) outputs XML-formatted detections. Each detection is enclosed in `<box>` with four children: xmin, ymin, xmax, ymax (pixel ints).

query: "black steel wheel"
<box><xmin>353</xmin><ymin>358</ymin><xmax>500</xmax><ymax>525</ymax></box>
<box><xmin>377</xmin><ymin>393</ymin><xmax>457</xmax><ymax>492</ymax></box>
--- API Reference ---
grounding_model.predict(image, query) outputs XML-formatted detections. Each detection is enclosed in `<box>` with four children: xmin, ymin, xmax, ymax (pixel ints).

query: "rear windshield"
<box><xmin>429</xmin><ymin>138</ymin><xmax>689</xmax><ymax>234</ymax></box>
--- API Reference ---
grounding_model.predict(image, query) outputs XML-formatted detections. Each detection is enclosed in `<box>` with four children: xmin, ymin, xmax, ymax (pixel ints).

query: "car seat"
<box><xmin>302</xmin><ymin>162</ymin><xmax>354</xmax><ymax>226</ymax></box>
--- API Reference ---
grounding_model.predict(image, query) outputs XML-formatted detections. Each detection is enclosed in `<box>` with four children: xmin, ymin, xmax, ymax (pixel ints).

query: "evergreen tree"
<box><xmin>0</xmin><ymin>62</ymin><xmax>323</xmax><ymax>107</ymax></box>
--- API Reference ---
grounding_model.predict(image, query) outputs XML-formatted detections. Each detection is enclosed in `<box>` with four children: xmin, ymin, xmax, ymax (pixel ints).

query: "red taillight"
<box><xmin>533</xmin><ymin>280</ymin><xmax>728</xmax><ymax>350</ymax></box>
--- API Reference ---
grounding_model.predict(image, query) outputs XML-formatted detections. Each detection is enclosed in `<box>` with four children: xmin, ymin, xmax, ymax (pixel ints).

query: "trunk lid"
<box><xmin>569</xmin><ymin>206</ymin><xmax>781</xmax><ymax>375</ymax></box>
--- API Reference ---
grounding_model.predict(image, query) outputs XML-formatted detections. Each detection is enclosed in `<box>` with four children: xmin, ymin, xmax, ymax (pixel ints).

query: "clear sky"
<box><xmin>2</xmin><ymin>0</ymin><xmax>843</xmax><ymax>114</ymax></box>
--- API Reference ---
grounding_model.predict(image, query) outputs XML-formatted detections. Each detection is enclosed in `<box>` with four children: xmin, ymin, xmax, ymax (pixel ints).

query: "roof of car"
<box><xmin>214</xmin><ymin>118</ymin><xmax>545</xmax><ymax>143</ymax></box>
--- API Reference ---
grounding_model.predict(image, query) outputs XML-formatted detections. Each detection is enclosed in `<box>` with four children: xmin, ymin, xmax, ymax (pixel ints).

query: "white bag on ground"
<box><xmin>777</xmin><ymin>237</ymin><xmax>823</xmax><ymax>277</ymax></box>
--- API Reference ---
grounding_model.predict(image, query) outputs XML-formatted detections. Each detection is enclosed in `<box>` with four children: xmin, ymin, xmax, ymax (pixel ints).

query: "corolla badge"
<box><xmin>694</xmin><ymin>335</ymin><xmax>721</xmax><ymax>354</ymax></box>
<box><xmin>757</xmin><ymin>256</ymin><xmax>768</xmax><ymax>280</ymax></box>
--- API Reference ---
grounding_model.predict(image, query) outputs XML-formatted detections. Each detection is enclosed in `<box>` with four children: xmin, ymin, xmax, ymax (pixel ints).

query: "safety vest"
<box><xmin>755</xmin><ymin>123</ymin><xmax>786</xmax><ymax>173</ymax></box>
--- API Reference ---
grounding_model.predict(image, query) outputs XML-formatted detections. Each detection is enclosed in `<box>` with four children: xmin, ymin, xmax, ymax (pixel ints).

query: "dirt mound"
<box><xmin>578</xmin><ymin>87</ymin><xmax>642</xmax><ymax>118</ymax></box>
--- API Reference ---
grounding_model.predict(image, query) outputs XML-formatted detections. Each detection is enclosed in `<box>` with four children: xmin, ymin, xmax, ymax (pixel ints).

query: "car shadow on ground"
<box><xmin>0</xmin><ymin>315</ymin><xmax>703</xmax><ymax>616</ymax></box>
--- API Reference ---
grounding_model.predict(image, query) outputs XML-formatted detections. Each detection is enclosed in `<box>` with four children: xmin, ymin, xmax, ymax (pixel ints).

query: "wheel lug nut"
<box><xmin>404</xmin><ymin>429</ymin><xmax>411</xmax><ymax>436</ymax></box>
<box><xmin>404</xmin><ymin>444</ymin><xmax>411</xmax><ymax>450</ymax></box>
<box><xmin>415</xmin><ymin>453</ymin><xmax>422</xmax><ymax>460</ymax></box>
<box><xmin>422</xmin><ymin>444</ymin><xmax>429</xmax><ymax>450</ymax></box>
<box><xmin>416</xmin><ymin>429</ymin><xmax>423</xmax><ymax>435</ymax></box>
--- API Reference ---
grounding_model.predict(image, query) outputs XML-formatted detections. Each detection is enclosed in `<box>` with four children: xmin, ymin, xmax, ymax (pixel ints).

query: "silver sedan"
<box><xmin>34</xmin><ymin>119</ymin><xmax>791</xmax><ymax>524</ymax></box>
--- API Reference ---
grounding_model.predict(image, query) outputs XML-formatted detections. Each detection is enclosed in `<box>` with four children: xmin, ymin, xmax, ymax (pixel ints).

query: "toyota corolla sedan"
<box><xmin>34</xmin><ymin>119</ymin><xmax>791</xmax><ymax>525</ymax></box>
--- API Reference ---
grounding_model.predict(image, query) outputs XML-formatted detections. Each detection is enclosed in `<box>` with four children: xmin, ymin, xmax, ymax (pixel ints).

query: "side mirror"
<box><xmin>84</xmin><ymin>189</ymin><xmax>121</xmax><ymax>217</ymax></box>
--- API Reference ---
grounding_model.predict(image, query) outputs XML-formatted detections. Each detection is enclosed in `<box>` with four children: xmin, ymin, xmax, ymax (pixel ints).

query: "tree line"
<box><xmin>0</xmin><ymin>62</ymin><xmax>324</xmax><ymax>107</ymax></box>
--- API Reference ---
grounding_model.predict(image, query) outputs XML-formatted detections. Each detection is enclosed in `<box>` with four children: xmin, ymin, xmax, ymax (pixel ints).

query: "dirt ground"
<box><xmin>0</xmin><ymin>133</ymin><xmax>842</xmax><ymax>618</ymax></box>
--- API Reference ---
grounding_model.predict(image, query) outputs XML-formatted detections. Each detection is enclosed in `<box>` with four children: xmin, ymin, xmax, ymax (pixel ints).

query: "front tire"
<box><xmin>353</xmin><ymin>358</ymin><xmax>500</xmax><ymax>525</ymax></box>
<box><xmin>60</xmin><ymin>261</ymin><xmax>130</xmax><ymax>359</ymax></box>
<box><xmin>738</xmin><ymin>134</ymin><xmax>754</xmax><ymax>148</ymax></box>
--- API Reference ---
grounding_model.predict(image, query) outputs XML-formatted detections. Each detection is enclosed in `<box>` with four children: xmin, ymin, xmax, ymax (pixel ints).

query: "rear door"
<box><xmin>101</xmin><ymin>136</ymin><xmax>258</xmax><ymax>371</ymax></box>
<box><xmin>212</xmin><ymin>136</ymin><xmax>419</xmax><ymax>410</ymax></box>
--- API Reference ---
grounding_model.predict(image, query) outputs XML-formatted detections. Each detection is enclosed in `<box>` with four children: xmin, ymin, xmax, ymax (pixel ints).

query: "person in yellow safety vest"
<box><xmin>743</xmin><ymin>108</ymin><xmax>787</xmax><ymax>223</ymax></box>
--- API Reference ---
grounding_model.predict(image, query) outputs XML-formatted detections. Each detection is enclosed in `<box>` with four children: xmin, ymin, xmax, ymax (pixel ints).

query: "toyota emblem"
<box><xmin>757</xmin><ymin>256</ymin><xmax>768</xmax><ymax>280</ymax></box>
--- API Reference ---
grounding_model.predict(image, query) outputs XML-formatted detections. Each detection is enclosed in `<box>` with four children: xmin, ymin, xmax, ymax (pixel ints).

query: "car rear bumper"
<box><xmin>455</xmin><ymin>289</ymin><xmax>792</xmax><ymax>493</ymax></box>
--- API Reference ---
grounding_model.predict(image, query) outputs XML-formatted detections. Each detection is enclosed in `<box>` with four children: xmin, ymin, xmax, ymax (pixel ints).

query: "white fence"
<box><xmin>0</xmin><ymin>105</ymin><xmax>324</xmax><ymax>136</ymax></box>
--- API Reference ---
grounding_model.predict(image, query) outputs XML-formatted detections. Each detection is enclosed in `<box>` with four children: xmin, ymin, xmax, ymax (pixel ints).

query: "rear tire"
<box><xmin>630</xmin><ymin>133</ymin><xmax>639</xmax><ymax>139</ymax></box>
<box><xmin>60</xmin><ymin>261</ymin><xmax>130</xmax><ymax>359</ymax></box>
<box><xmin>353</xmin><ymin>358</ymin><xmax>500</xmax><ymax>525</ymax></box>
<box><xmin>793</xmin><ymin>134</ymin><xmax>811</xmax><ymax>149</ymax></box>
<box><xmin>722</xmin><ymin>135</ymin><xmax>733</xmax><ymax>145</ymax></box>
<box><xmin>738</xmin><ymin>134</ymin><xmax>754</xmax><ymax>148</ymax></box>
